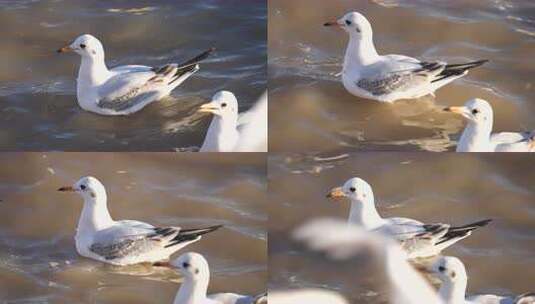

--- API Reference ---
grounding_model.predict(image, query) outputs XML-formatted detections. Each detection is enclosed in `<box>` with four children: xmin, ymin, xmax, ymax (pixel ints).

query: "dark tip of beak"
<box><xmin>324</xmin><ymin>22</ymin><xmax>335</xmax><ymax>27</ymax></box>
<box><xmin>326</xmin><ymin>193</ymin><xmax>332</xmax><ymax>198</ymax></box>
<box><xmin>443</xmin><ymin>107</ymin><xmax>451</xmax><ymax>112</ymax></box>
<box><xmin>56</xmin><ymin>48</ymin><xmax>63</xmax><ymax>53</ymax></box>
<box><xmin>58</xmin><ymin>186</ymin><xmax>74</xmax><ymax>192</ymax></box>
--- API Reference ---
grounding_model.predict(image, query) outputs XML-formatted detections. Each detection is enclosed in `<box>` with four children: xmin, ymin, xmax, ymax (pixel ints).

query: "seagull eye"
<box><xmin>438</xmin><ymin>266</ymin><xmax>446</xmax><ymax>272</ymax></box>
<box><xmin>221</xmin><ymin>103</ymin><xmax>227</xmax><ymax>108</ymax></box>
<box><xmin>80</xmin><ymin>44</ymin><xmax>86</xmax><ymax>49</ymax></box>
<box><xmin>345</xmin><ymin>20</ymin><xmax>352</xmax><ymax>26</ymax></box>
<box><xmin>182</xmin><ymin>262</ymin><xmax>190</xmax><ymax>269</ymax></box>
<box><xmin>80</xmin><ymin>185</ymin><xmax>86</xmax><ymax>190</ymax></box>
<box><xmin>349</xmin><ymin>187</ymin><xmax>356</xmax><ymax>192</ymax></box>
<box><xmin>472</xmin><ymin>109</ymin><xmax>479</xmax><ymax>115</ymax></box>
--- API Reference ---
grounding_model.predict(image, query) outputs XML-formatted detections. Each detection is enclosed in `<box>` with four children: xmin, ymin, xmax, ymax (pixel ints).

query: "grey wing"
<box><xmin>89</xmin><ymin>224</ymin><xmax>171</xmax><ymax>260</ymax></box>
<box><xmin>493</xmin><ymin>131</ymin><xmax>534</xmax><ymax>152</ymax></box>
<box><xmin>97</xmin><ymin>64</ymin><xmax>179</xmax><ymax>111</ymax></box>
<box><xmin>357</xmin><ymin>61</ymin><xmax>444</xmax><ymax>96</ymax></box>
<box><xmin>110</xmin><ymin>65</ymin><xmax>152</xmax><ymax>73</ymax></box>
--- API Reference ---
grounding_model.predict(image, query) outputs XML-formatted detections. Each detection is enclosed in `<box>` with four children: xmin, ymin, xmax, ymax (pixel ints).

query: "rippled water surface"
<box><xmin>268</xmin><ymin>153</ymin><xmax>535</xmax><ymax>303</ymax></box>
<box><xmin>0</xmin><ymin>153</ymin><xmax>267</xmax><ymax>303</ymax></box>
<box><xmin>0</xmin><ymin>0</ymin><xmax>266</xmax><ymax>151</ymax></box>
<box><xmin>269</xmin><ymin>0</ymin><xmax>535</xmax><ymax>152</ymax></box>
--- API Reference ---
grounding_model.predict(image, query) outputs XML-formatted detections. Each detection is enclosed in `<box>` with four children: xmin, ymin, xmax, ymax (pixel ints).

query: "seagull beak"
<box><xmin>198</xmin><ymin>102</ymin><xmax>219</xmax><ymax>115</ymax></box>
<box><xmin>58</xmin><ymin>186</ymin><xmax>76</xmax><ymax>192</ymax></box>
<box><xmin>326</xmin><ymin>187</ymin><xmax>346</xmax><ymax>199</ymax></box>
<box><xmin>324</xmin><ymin>20</ymin><xmax>342</xmax><ymax>28</ymax></box>
<box><xmin>443</xmin><ymin>106</ymin><xmax>466</xmax><ymax>115</ymax></box>
<box><xmin>57</xmin><ymin>45</ymin><xmax>73</xmax><ymax>53</ymax></box>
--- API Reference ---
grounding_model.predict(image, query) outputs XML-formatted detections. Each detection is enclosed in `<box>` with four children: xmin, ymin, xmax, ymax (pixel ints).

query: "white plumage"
<box><xmin>58</xmin><ymin>34</ymin><xmax>213</xmax><ymax>115</ymax></box>
<box><xmin>324</xmin><ymin>12</ymin><xmax>487</xmax><ymax>103</ymax></box>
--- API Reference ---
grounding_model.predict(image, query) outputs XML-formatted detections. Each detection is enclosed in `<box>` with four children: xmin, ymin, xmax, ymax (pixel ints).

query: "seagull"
<box><xmin>444</xmin><ymin>98</ymin><xmax>535</xmax><ymax>152</ymax></box>
<box><xmin>324</xmin><ymin>12</ymin><xmax>487</xmax><ymax>103</ymax></box>
<box><xmin>171</xmin><ymin>252</ymin><xmax>267</xmax><ymax>304</ymax></box>
<box><xmin>269</xmin><ymin>289</ymin><xmax>349</xmax><ymax>304</ymax></box>
<box><xmin>326</xmin><ymin>177</ymin><xmax>492</xmax><ymax>259</ymax></box>
<box><xmin>58</xmin><ymin>176</ymin><xmax>222</xmax><ymax>266</ymax></box>
<box><xmin>57</xmin><ymin>34</ymin><xmax>214</xmax><ymax>115</ymax></box>
<box><xmin>293</xmin><ymin>218</ymin><xmax>443</xmax><ymax>304</ymax></box>
<box><xmin>431</xmin><ymin>256</ymin><xmax>535</xmax><ymax>304</ymax></box>
<box><xmin>198</xmin><ymin>91</ymin><xmax>267</xmax><ymax>152</ymax></box>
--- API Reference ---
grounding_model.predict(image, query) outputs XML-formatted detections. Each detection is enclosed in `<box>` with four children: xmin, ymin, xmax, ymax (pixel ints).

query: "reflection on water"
<box><xmin>0</xmin><ymin>0</ymin><xmax>267</xmax><ymax>151</ymax></box>
<box><xmin>0</xmin><ymin>153</ymin><xmax>267</xmax><ymax>303</ymax></box>
<box><xmin>268</xmin><ymin>153</ymin><xmax>535</xmax><ymax>303</ymax></box>
<box><xmin>269</xmin><ymin>0</ymin><xmax>535</xmax><ymax>152</ymax></box>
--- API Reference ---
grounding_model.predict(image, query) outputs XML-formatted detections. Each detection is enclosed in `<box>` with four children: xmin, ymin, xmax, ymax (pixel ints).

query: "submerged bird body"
<box><xmin>445</xmin><ymin>99</ymin><xmax>535</xmax><ymax>152</ymax></box>
<box><xmin>325</xmin><ymin>12</ymin><xmax>487</xmax><ymax>102</ymax></box>
<box><xmin>172</xmin><ymin>252</ymin><xmax>266</xmax><ymax>304</ymax></box>
<box><xmin>327</xmin><ymin>177</ymin><xmax>491</xmax><ymax>259</ymax></box>
<box><xmin>59</xmin><ymin>34</ymin><xmax>213</xmax><ymax>115</ymax></box>
<box><xmin>59</xmin><ymin>176</ymin><xmax>221</xmax><ymax>265</ymax></box>
<box><xmin>432</xmin><ymin>256</ymin><xmax>535</xmax><ymax>304</ymax></box>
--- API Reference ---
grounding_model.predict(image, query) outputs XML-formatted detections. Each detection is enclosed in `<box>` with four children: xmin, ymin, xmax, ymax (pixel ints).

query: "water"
<box><xmin>0</xmin><ymin>153</ymin><xmax>267</xmax><ymax>303</ymax></box>
<box><xmin>268</xmin><ymin>153</ymin><xmax>535</xmax><ymax>303</ymax></box>
<box><xmin>268</xmin><ymin>0</ymin><xmax>535</xmax><ymax>152</ymax></box>
<box><xmin>0</xmin><ymin>0</ymin><xmax>267</xmax><ymax>151</ymax></box>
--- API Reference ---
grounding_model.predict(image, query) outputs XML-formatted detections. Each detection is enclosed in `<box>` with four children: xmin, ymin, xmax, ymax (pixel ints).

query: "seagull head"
<box><xmin>172</xmin><ymin>252</ymin><xmax>210</xmax><ymax>283</ymax></box>
<box><xmin>57</xmin><ymin>34</ymin><xmax>105</xmax><ymax>59</ymax></box>
<box><xmin>430</xmin><ymin>256</ymin><xmax>467</xmax><ymax>285</ymax></box>
<box><xmin>324</xmin><ymin>11</ymin><xmax>372</xmax><ymax>39</ymax></box>
<box><xmin>58</xmin><ymin>176</ymin><xmax>107</xmax><ymax>202</ymax></box>
<box><xmin>198</xmin><ymin>91</ymin><xmax>239</xmax><ymax>119</ymax></box>
<box><xmin>444</xmin><ymin>98</ymin><xmax>494</xmax><ymax>125</ymax></box>
<box><xmin>327</xmin><ymin>177</ymin><xmax>374</xmax><ymax>203</ymax></box>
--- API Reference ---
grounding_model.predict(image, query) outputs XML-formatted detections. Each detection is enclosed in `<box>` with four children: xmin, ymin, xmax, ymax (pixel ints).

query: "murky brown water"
<box><xmin>268</xmin><ymin>153</ymin><xmax>535</xmax><ymax>303</ymax></box>
<box><xmin>268</xmin><ymin>0</ymin><xmax>535</xmax><ymax>152</ymax></box>
<box><xmin>0</xmin><ymin>153</ymin><xmax>267</xmax><ymax>303</ymax></box>
<box><xmin>0</xmin><ymin>0</ymin><xmax>266</xmax><ymax>151</ymax></box>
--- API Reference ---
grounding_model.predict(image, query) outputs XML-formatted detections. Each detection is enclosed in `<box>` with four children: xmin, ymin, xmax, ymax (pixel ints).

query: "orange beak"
<box><xmin>57</xmin><ymin>45</ymin><xmax>73</xmax><ymax>53</ymax></box>
<box><xmin>326</xmin><ymin>187</ymin><xmax>346</xmax><ymax>199</ymax></box>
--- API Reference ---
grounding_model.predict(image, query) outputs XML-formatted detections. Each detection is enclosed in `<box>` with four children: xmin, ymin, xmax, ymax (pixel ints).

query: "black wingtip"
<box><xmin>176</xmin><ymin>47</ymin><xmax>215</xmax><ymax>70</ymax></box>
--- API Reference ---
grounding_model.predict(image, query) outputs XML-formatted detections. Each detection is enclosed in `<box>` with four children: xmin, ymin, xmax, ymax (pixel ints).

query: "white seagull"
<box><xmin>198</xmin><ymin>91</ymin><xmax>267</xmax><ymax>152</ymax></box>
<box><xmin>171</xmin><ymin>252</ymin><xmax>267</xmax><ymax>304</ymax></box>
<box><xmin>431</xmin><ymin>256</ymin><xmax>535</xmax><ymax>304</ymax></box>
<box><xmin>293</xmin><ymin>218</ymin><xmax>443</xmax><ymax>304</ymax></box>
<box><xmin>57</xmin><ymin>34</ymin><xmax>214</xmax><ymax>115</ymax></box>
<box><xmin>444</xmin><ymin>98</ymin><xmax>535</xmax><ymax>152</ymax></box>
<box><xmin>324</xmin><ymin>12</ymin><xmax>487</xmax><ymax>103</ymax></box>
<box><xmin>58</xmin><ymin>176</ymin><xmax>222</xmax><ymax>266</ymax></box>
<box><xmin>327</xmin><ymin>177</ymin><xmax>492</xmax><ymax>259</ymax></box>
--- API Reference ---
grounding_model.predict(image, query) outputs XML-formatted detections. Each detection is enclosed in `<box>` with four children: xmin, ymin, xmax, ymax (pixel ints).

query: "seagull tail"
<box><xmin>175</xmin><ymin>47</ymin><xmax>216</xmax><ymax>72</ymax></box>
<box><xmin>431</xmin><ymin>59</ymin><xmax>488</xmax><ymax>83</ymax></box>
<box><xmin>435</xmin><ymin>219</ymin><xmax>492</xmax><ymax>246</ymax></box>
<box><xmin>164</xmin><ymin>224</ymin><xmax>223</xmax><ymax>248</ymax></box>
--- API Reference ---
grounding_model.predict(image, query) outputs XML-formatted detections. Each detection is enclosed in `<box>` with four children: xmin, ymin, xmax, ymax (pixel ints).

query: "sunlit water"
<box><xmin>0</xmin><ymin>0</ymin><xmax>267</xmax><ymax>151</ymax></box>
<box><xmin>0</xmin><ymin>153</ymin><xmax>267</xmax><ymax>303</ymax></box>
<box><xmin>269</xmin><ymin>0</ymin><xmax>535</xmax><ymax>152</ymax></box>
<box><xmin>268</xmin><ymin>153</ymin><xmax>535</xmax><ymax>303</ymax></box>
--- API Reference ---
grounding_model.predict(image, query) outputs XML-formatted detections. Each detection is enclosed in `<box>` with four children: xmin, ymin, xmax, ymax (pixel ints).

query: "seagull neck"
<box><xmin>78</xmin><ymin>55</ymin><xmax>110</xmax><ymax>86</ymax></box>
<box><xmin>344</xmin><ymin>34</ymin><xmax>380</xmax><ymax>70</ymax></box>
<box><xmin>348</xmin><ymin>196</ymin><xmax>384</xmax><ymax>229</ymax></box>
<box><xmin>202</xmin><ymin>115</ymin><xmax>239</xmax><ymax>152</ymax></box>
<box><xmin>77</xmin><ymin>196</ymin><xmax>114</xmax><ymax>234</ymax></box>
<box><xmin>173</xmin><ymin>277</ymin><xmax>209</xmax><ymax>304</ymax></box>
<box><xmin>438</xmin><ymin>278</ymin><xmax>467</xmax><ymax>304</ymax></box>
<box><xmin>458</xmin><ymin>122</ymin><xmax>492</xmax><ymax>152</ymax></box>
